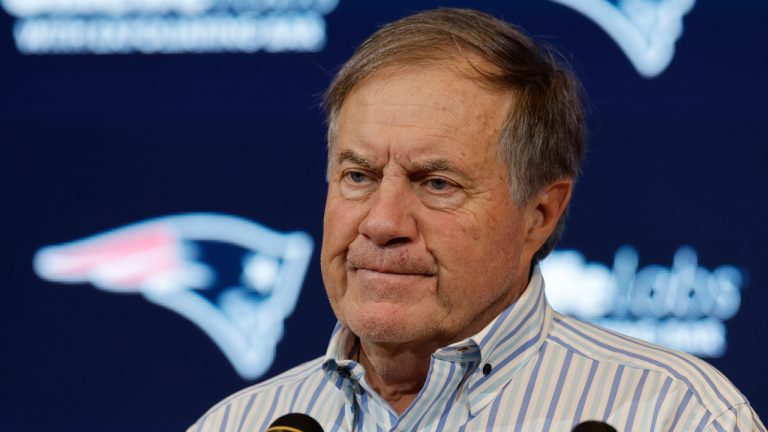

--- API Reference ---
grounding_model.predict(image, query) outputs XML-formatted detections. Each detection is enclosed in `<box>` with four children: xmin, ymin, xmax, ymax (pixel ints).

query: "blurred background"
<box><xmin>2</xmin><ymin>1</ymin><xmax>766</xmax><ymax>430</ymax></box>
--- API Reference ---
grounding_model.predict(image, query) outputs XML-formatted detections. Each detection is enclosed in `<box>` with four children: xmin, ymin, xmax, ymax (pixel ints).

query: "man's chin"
<box><xmin>345</xmin><ymin>312</ymin><xmax>426</xmax><ymax>345</ymax></box>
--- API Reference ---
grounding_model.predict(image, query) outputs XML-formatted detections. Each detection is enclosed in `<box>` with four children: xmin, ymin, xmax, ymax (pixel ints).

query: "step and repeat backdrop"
<box><xmin>3</xmin><ymin>1</ymin><xmax>766</xmax><ymax>430</ymax></box>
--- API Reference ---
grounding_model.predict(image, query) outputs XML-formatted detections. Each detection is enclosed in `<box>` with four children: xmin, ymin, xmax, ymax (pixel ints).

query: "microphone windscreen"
<box><xmin>265</xmin><ymin>413</ymin><xmax>325</xmax><ymax>432</ymax></box>
<box><xmin>572</xmin><ymin>420</ymin><xmax>618</xmax><ymax>432</ymax></box>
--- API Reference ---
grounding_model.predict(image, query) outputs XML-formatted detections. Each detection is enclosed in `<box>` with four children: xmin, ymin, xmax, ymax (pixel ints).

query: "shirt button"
<box><xmin>482</xmin><ymin>363</ymin><xmax>492</xmax><ymax>376</ymax></box>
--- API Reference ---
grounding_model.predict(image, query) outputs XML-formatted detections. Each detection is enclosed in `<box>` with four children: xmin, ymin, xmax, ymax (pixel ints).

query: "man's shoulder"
<box><xmin>189</xmin><ymin>356</ymin><xmax>328</xmax><ymax>431</ymax></box>
<box><xmin>548</xmin><ymin>313</ymin><xmax>749</xmax><ymax>416</ymax></box>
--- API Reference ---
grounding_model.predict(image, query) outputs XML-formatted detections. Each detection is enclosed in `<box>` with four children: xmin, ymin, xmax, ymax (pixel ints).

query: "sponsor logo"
<box><xmin>541</xmin><ymin>245</ymin><xmax>743</xmax><ymax>357</ymax></box>
<box><xmin>2</xmin><ymin>0</ymin><xmax>339</xmax><ymax>54</ymax></box>
<box><xmin>33</xmin><ymin>213</ymin><xmax>313</xmax><ymax>379</ymax></box>
<box><xmin>550</xmin><ymin>0</ymin><xmax>696</xmax><ymax>77</ymax></box>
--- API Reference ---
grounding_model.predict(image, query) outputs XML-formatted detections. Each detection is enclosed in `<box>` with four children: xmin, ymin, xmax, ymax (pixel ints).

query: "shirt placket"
<box><xmin>389</xmin><ymin>356</ymin><xmax>473</xmax><ymax>432</ymax></box>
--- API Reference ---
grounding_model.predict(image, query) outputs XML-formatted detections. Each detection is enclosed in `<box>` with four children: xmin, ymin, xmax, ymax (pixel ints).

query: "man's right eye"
<box><xmin>339</xmin><ymin>170</ymin><xmax>375</xmax><ymax>199</ymax></box>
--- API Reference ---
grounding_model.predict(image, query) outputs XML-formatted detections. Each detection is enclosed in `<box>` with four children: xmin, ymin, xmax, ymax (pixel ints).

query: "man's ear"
<box><xmin>525</xmin><ymin>179</ymin><xmax>573</xmax><ymax>251</ymax></box>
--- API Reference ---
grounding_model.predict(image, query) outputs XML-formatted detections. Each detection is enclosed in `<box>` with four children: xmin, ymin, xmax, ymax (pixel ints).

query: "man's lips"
<box><xmin>345</xmin><ymin>258</ymin><xmax>438</xmax><ymax>276</ymax></box>
<box><xmin>347</xmin><ymin>268</ymin><xmax>436</xmax><ymax>301</ymax></box>
<box><xmin>348</xmin><ymin>266</ymin><xmax>437</xmax><ymax>277</ymax></box>
<box><xmin>344</xmin><ymin>246</ymin><xmax>438</xmax><ymax>276</ymax></box>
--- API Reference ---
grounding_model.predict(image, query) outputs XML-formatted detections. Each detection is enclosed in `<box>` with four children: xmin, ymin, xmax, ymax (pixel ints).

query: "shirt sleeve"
<box><xmin>707</xmin><ymin>404</ymin><xmax>766</xmax><ymax>432</ymax></box>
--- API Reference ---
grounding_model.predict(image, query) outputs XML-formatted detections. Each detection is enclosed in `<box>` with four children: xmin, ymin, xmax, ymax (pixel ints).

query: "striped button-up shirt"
<box><xmin>190</xmin><ymin>268</ymin><xmax>764</xmax><ymax>431</ymax></box>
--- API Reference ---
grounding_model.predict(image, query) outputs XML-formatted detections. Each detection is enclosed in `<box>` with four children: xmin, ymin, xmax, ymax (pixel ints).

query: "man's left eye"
<box><xmin>427</xmin><ymin>178</ymin><xmax>452</xmax><ymax>191</ymax></box>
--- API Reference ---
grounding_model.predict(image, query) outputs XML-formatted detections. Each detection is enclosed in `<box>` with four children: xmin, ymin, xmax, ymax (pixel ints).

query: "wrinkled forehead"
<box><xmin>329</xmin><ymin>62</ymin><xmax>514</xmax><ymax>184</ymax></box>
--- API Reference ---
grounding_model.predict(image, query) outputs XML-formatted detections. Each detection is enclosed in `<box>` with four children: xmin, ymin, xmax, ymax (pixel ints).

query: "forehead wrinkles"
<box><xmin>352</xmin><ymin>71</ymin><xmax>490</xmax><ymax>125</ymax></box>
<box><xmin>340</xmin><ymin>68</ymin><xmax>509</xmax><ymax>147</ymax></box>
<box><xmin>336</xmin><ymin>148</ymin><xmax>460</xmax><ymax>179</ymax></box>
<box><xmin>328</xmin><ymin>65</ymin><xmax>515</xmax><ymax>190</ymax></box>
<box><xmin>342</xmin><ymin>97</ymin><xmax>458</xmax><ymax>144</ymax></box>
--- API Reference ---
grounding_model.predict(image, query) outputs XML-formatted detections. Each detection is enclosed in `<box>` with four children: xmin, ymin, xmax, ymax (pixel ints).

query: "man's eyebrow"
<box><xmin>336</xmin><ymin>150</ymin><xmax>459</xmax><ymax>175</ymax></box>
<box><xmin>410</xmin><ymin>158</ymin><xmax>454</xmax><ymax>172</ymax></box>
<box><xmin>337</xmin><ymin>150</ymin><xmax>376</xmax><ymax>170</ymax></box>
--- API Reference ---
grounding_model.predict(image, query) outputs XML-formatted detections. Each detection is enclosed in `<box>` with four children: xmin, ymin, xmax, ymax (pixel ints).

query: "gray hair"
<box><xmin>324</xmin><ymin>8</ymin><xmax>587</xmax><ymax>262</ymax></box>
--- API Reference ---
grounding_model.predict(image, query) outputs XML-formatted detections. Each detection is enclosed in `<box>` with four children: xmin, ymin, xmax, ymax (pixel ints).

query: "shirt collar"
<box><xmin>322</xmin><ymin>322</ymin><xmax>364</xmax><ymax>383</ymax></box>
<box><xmin>460</xmin><ymin>265</ymin><xmax>553</xmax><ymax>415</ymax></box>
<box><xmin>463</xmin><ymin>265</ymin><xmax>551</xmax><ymax>369</ymax></box>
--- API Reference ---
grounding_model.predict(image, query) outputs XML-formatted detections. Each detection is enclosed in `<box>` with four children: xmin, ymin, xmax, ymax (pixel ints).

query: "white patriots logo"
<box><xmin>550</xmin><ymin>0</ymin><xmax>696</xmax><ymax>77</ymax></box>
<box><xmin>33</xmin><ymin>213</ymin><xmax>313</xmax><ymax>380</ymax></box>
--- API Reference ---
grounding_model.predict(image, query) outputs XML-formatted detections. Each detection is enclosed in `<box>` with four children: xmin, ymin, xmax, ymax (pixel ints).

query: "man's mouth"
<box><xmin>346</xmin><ymin>260</ymin><xmax>437</xmax><ymax>277</ymax></box>
<box><xmin>350</xmin><ymin>266</ymin><xmax>437</xmax><ymax>277</ymax></box>
<box><xmin>344</xmin><ymin>248</ymin><xmax>439</xmax><ymax>277</ymax></box>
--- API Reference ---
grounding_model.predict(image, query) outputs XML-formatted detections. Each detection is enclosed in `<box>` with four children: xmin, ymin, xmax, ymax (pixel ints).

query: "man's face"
<box><xmin>321</xmin><ymin>62</ymin><xmax>541</xmax><ymax>347</ymax></box>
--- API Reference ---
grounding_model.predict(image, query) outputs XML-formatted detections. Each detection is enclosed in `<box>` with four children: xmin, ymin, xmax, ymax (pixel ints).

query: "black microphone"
<box><xmin>572</xmin><ymin>420</ymin><xmax>618</xmax><ymax>431</ymax></box>
<box><xmin>265</xmin><ymin>413</ymin><xmax>325</xmax><ymax>432</ymax></box>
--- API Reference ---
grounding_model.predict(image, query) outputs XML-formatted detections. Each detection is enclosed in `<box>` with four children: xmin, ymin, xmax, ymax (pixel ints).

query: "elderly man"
<box><xmin>191</xmin><ymin>8</ymin><xmax>763</xmax><ymax>431</ymax></box>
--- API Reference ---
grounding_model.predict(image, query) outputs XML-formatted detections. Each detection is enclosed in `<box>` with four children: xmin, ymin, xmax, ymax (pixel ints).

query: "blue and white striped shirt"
<box><xmin>190</xmin><ymin>268</ymin><xmax>764</xmax><ymax>431</ymax></box>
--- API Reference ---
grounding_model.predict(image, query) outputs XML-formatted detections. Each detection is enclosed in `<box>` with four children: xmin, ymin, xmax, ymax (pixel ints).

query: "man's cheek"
<box><xmin>323</xmin><ymin>208</ymin><xmax>351</xmax><ymax>241</ymax></box>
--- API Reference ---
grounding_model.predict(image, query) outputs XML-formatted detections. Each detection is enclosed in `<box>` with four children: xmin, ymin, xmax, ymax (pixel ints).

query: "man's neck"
<box><xmin>357</xmin><ymin>339</ymin><xmax>439</xmax><ymax>415</ymax></box>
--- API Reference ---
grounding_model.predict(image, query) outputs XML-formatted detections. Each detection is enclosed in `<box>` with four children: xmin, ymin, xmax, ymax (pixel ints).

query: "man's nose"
<box><xmin>359</xmin><ymin>179</ymin><xmax>418</xmax><ymax>247</ymax></box>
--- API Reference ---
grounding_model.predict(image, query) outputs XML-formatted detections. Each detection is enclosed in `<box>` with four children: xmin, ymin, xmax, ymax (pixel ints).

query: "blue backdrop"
<box><xmin>3</xmin><ymin>1</ymin><xmax>766</xmax><ymax>430</ymax></box>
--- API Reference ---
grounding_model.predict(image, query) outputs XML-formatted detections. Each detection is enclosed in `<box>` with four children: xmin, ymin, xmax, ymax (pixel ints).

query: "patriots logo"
<box><xmin>33</xmin><ymin>213</ymin><xmax>313</xmax><ymax>380</ymax></box>
<box><xmin>550</xmin><ymin>0</ymin><xmax>696</xmax><ymax>77</ymax></box>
